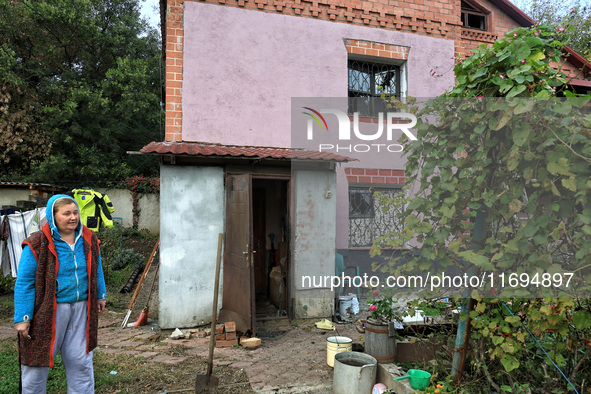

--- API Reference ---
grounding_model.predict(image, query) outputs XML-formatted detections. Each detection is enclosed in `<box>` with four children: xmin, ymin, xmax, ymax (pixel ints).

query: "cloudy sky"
<box><xmin>139</xmin><ymin>0</ymin><xmax>160</xmax><ymax>28</ymax></box>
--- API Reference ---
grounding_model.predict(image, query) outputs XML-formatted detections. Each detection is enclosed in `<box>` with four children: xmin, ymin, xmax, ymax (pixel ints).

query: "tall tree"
<box><xmin>0</xmin><ymin>0</ymin><xmax>161</xmax><ymax>186</ymax></box>
<box><xmin>513</xmin><ymin>0</ymin><xmax>591</xmax><ymax>60</ymax></box>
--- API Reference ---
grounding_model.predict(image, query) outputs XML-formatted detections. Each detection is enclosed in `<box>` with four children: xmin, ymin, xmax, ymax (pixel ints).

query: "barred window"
<box><xmin>348</xmin><ymin>187</ymin><xmax>404</xmax><ymax>248</ymax></box>
<box><xmin>349</xmin><ymin>188</ymin><xmax>373</xmax><ymax>219</ymax></box>
<box><xmin>348</xmin><ymin>59</ymin><xmax>400</xmax><ymax>117</ymax></box>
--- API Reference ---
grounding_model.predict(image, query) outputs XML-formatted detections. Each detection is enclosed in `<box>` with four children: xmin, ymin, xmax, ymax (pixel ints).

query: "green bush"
<box><xmin>0</xmin><ymin>276</ymin><xmax>15</xmax><ymax>295</ymax></box>
<box><xmin>121</xmin><ymin>226</ymin><xmax>151</xmax><ymax>239</ymax></box>
<box><xmin>108</xmin><ymin>248</ymin><xmax>144</xmax><ymax>271</ymax></box>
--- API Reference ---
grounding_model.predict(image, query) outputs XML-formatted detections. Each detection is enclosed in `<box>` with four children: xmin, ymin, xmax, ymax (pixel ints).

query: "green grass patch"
<box><xmin>0</xmin><ymin>341</ymin><xmax>20</xmax><ymax>393</ymax></box>
<box><xmin>0</xmin><ymin>339</ymin><xmax>130</xmax><ymax>393</ymax></box>
<box><xmin>0</xmin><ymin>340</ymin><xmax>67</xmax><ymax>393</ymax></box>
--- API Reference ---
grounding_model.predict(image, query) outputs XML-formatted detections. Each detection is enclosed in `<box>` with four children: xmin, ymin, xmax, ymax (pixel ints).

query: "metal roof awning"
<box><xmin>0</xmin><ymin>181</ymin><xmax>68</xmax><ymax>191</ymax></box>
<box><xmin>140</xmin><ymin>141</ymin><xmax>357</xmax><ymax>163</ymax></box>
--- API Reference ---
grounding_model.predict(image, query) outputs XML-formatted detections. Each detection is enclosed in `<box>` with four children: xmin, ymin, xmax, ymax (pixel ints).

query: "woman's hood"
<box><xmin>46</xmin><ymin>194</ymin><xmax>82</xmax><ymax>237</ymax></box>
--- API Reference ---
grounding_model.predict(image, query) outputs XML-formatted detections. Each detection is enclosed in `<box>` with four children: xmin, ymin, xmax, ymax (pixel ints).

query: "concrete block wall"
<box><xmin>99</xmin><ymin>188</ymin><xmax>160</xmax><ymax>234</ymax></box>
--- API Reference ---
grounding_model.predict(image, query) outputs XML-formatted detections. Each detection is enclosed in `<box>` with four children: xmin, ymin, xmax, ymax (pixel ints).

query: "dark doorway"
<box><xmin>252</xmin><ymin>178</ymin><xmax>290</xmax><ymax>322</ymax></box>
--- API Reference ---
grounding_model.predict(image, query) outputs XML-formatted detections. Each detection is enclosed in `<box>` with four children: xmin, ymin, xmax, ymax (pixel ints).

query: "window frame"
<box><xmin>348</xmin><ymin>185</ymin><xmax>405</xmax><ymax>249</ymax></box>
<box><xmin>347</xmin><ymin>58</ymin><xmax>402</xmax><ymax>117</ymax></box>
<box><xmin>461</xmin><ymin>0</ymin><xmax>489</xmax><ymax>31</ymax></box>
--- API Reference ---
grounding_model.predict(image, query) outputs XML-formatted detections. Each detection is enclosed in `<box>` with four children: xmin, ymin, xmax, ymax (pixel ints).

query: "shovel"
<box><xmin>195</xmin><ymin>233</ymin><xmax>223</xmax><ymax>393</ymax></box>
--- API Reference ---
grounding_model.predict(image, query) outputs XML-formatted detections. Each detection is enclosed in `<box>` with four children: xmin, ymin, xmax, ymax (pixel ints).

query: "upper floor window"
<box><xmin>461</xmin><ymin>0</ymin><xmax>487</xmax><ymax>30</ymax></box>
<box><xmin>348</xmin><ymin>59</ymin><xmax>400</xmax><ymax>117</ymax></box>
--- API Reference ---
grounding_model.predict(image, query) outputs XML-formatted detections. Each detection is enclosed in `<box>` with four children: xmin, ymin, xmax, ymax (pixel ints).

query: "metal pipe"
<box><xmin>451</xmin><ymin>203</ymin><xmax>487</xmax><ymax>384</ymax></box>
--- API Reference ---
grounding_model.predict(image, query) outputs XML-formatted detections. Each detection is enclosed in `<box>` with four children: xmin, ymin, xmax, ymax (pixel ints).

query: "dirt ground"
<box><xmin>0</xmin><ymin>294</ymin><xmax>364</xmax><ymax>393</ymax></box>
<box><xmin>1</xmin><ymin>233</ymin><xmax>366</xmax><ymax>393</ymax></box>
<box><xmin>91</xmin><ymin>311</ymin><xmax>362</xmax><ymax>393</ymax></box>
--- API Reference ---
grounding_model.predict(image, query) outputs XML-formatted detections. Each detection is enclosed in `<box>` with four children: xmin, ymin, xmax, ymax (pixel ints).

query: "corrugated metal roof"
<box><xmin>0</xmin><ymin>181</ymin><xmax>67</xmax><ymax>189</ymax></box>
<box><xmin>140</xmin><ymin>141</ymin><xmax>356</xmax><ymax>162</ymax></box>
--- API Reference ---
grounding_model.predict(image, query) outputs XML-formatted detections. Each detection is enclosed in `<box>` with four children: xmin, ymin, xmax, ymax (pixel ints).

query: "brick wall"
<box><xmin>455</xmin><ymin>0</ymin><xmax>522</xmax><ymax>59</ymax></box>
<box><xmin>177</xmin><ymin>0</ymin><xmax>461</xmax><ymax>38</ymax></box>
<box><xmin>163</xmin><ymin>0</ymin><xmax>589</xmax><ymax>141</ymax></box>
<box><xmin>345</xmin><ymin>168</ymin><xmax>406</xmax><ymax>185</ymax></box>
<box><xmin>345</xmin><ymin>39</ymin><xmax>409</xmax><ymax>60</ymax></box>
<box><xmin>165</xmin><ymin>0</ymin><xmax>184</xmax><ymax>142</ymax></box>
<box><xmin>560</xmin><ymin>58</ymin><xmax>588</xmax><ymax>80</ymax></box>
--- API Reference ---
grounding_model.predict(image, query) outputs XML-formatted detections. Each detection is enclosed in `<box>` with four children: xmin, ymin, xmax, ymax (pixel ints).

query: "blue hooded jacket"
<box><xmin>14</xmin><ymin>194</ymin><xmax>107</xmax><ymax>324</ymax></box>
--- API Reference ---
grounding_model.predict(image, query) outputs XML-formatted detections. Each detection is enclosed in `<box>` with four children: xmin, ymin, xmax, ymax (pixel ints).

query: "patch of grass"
<box><xmin>0</xmin><ymin>339</ymin><xmax>68</xmax><ymax>393</ymax></box>
<box><xmin>46</xmin><ymin>355</ymin><xmax>68</xmax><ymax>392</ymax></box>
<box><xmin>0</xmin><ymin>341</ymin><xmax>140</xmax><ymax>393</ymax></box>
<box><xmin>0</xmin><ymin>339</ymin><xmax>135</xmax><ymax>393</ymax></box>
<box><xmin>0</xmin><ymin>294</ymin><xmax>13</xmax><ymax>308</ymax></box>
<box><xmin>94</xmin><ymin>352</ymin><xmax>136</xmax><ymax>392</ymax></box>
<box><xmin>0</xmin><ymin>341</ymin><xmax>19</xmax><ymax>393</ymax></box>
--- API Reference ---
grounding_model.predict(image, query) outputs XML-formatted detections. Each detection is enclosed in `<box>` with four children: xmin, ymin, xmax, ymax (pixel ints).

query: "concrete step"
<box><xmin>377</xmin><ymin>363</ymin><xmax>415</xmax><ymax>394</ymax></box>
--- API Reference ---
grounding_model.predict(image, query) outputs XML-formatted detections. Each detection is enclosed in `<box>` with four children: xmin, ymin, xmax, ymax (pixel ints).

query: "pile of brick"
<box><xmin>215</xmin><ymin>322</ymin><xmax>237</xmax><ymax>347</ymax></box>
<box><xmin>189</xmin><ymin>321</ymin><xmax>261</xmax><ymax>349</ymax></box>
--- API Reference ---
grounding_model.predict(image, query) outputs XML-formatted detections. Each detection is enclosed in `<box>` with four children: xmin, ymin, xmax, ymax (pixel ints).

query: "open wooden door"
<box><xmin>219</xmin><ymin>173</ymin><xmax>256</xmax><ymax>334</ymax></box>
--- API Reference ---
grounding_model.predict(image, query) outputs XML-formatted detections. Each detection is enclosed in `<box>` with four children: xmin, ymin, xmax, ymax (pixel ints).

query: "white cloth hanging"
<box><xmin>5</xmin><ymin>208</ymin><xmax>46</xmax><ymax>277</ymax></box>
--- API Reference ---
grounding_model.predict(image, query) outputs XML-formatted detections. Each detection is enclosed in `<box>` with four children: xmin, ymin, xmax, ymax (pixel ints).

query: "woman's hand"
<box><xmin>98</xmin><ymin>299</ymin><xmax>106</xmax><ymax>313</ymax></box>
<box><xmin>15</xmin><ymin>322</ymin><xmax>30</xmax><ymax>340</ymax></box>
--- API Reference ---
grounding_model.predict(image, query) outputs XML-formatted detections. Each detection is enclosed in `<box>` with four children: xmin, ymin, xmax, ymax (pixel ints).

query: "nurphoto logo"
<box><xmin>302</xmin><ymin>107</ymin><xmax>418</xmax><ymax>153</ymax></box>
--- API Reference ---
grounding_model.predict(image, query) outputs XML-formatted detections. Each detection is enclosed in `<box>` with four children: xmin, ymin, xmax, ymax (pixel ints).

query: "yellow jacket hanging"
<box><xmin>71</xmin><ymin>189</ymin><xmax>115</xmax><ymax>231</ymax></box>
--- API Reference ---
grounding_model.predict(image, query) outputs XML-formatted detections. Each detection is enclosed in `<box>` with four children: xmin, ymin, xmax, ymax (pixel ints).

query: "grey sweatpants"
<box><xmin>21</xmin><ymin>300</ymin><xmax>94</xmax><ymax>394</ymax></box>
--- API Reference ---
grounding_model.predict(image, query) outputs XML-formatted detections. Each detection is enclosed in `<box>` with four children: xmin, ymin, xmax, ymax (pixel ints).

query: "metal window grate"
<box><xmin>349</xmin><ymin>187</ymin><xmax>404</xmax><ymax>248</ymax></box>
<box><xmin>348</xmin><ymin>59</ymin><xmax>400</xmax><ymax>117</ymax></box>
<box><xmin>349</xmin><ymin>188</ymin><xmax>373</xmax><ymax>218</ymax></box>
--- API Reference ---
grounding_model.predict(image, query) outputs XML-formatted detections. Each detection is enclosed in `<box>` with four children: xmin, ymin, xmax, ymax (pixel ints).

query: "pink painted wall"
<box><xmin>182</xmin><ymin>2</ymin><xmax>454</xmax><ymax>146</ymax></box>
<box><xmin>182</xmin><ymin>2</ymin><xmax>456</xmax><ymax>249</ymax></box>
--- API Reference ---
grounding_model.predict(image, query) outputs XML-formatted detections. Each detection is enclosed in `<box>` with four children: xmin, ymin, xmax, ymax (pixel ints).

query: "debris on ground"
<box><xmin>240</xmin><ymin>337</ymin><xmax>261</xmax><ymax>349</ymax></box>
<box><xmin>170</xmin><ymin>327</ymin><xmax>186</xmax><ymax>339</ymax></box>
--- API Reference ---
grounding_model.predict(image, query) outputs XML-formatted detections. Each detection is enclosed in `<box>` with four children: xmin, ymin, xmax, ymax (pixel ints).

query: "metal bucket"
<box><xmin>365</xmin><ymin>321</ymin><xmax>396</xmax><ymax>362</ymax></box>
<box><xmin>333</xmin><ymin>352</ymin><xmax>377</xmax><ymax>394</ymax></box>
<box><xmin>326</xmin><ymin>336</ymin><xmax>352</xmax><ymax>367</ymax></box>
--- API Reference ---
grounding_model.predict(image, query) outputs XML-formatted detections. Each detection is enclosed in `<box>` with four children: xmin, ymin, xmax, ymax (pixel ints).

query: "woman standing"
<box><xmin>14</xmin><ymin>194</ymin><xmax>107</xmax><ymax>393</ymax></box>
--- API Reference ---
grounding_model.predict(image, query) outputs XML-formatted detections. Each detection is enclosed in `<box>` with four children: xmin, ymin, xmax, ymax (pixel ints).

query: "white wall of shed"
<box><xmin>158</xmin><ymin>165</ymin><xmax>225</xmax><ymax>329</ymax></box>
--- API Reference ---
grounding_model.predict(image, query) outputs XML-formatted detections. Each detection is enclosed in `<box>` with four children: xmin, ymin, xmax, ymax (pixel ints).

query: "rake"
<box><xmin>121</xmin><ymin>237</ymin><xmax>159</xmax><ymax>328</ymax></box>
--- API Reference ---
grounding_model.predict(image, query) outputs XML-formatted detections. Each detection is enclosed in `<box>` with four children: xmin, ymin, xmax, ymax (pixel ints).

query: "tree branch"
<box><xmin>569</xmin><ymin>346</ymin><xmax>591</xmax><ymax>383</ymax></box>
<box><xmin>477</xmin><ymin>337</ymin><xmax>501</xmax><ymax>393</ymax></box>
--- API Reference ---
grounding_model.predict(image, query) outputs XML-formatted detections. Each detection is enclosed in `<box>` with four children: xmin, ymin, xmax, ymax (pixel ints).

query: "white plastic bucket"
<box><xmin>349</xmin><ymin>294</ymin><xmax>359</xmax><ymax>315</ymax></box>
<box><xmin>339</xmin><ymin>296</ymin><xmax>353</xmax><ymax>316</ymax></box>
<box><xmin>326</xmin><ymin>336</ymin><xmax>352</xmax><ymax>367</ymax></box>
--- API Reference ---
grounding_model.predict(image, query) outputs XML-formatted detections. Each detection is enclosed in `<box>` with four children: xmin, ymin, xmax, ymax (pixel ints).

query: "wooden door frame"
<box><xmin>251</xmin><ymin>174</ymin><xmax>292</xmax><ymax>319</ymax></box>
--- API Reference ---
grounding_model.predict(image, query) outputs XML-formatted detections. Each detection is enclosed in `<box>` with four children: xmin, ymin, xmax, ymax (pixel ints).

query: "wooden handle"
<box><xmin>207</xmin><ymin>233</ymin><xmax>223</xmax><ymax>377</ymax></box>
<box><xmin>127</xmin><ymin>236</ymin><xmax>160</xmax><ymax>310</ymax></box>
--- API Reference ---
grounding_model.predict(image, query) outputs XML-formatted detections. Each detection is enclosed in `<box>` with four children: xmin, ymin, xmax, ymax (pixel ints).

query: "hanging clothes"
<box><xmin>0</xmin><ymin>215</ymin><xmax>10</xmax><ymax>277</ymax></box>
<box><xmin>70</xmin><ymin>189</ymin><xmax>115</xmax><ymax>232</ymax></box>
<box><xmin>4</xmin><ymin>208</ymin><xmax>46</xmax><ymax>277</ymax></box>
